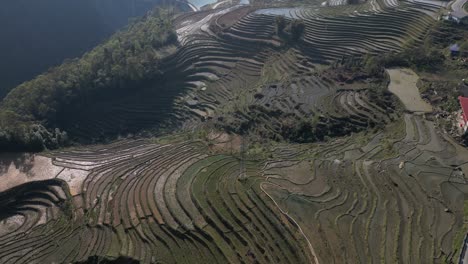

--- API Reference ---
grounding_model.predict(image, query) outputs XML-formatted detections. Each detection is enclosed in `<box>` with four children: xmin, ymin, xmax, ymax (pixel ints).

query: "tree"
<box><xmin>363</xmin><ymin>55</ymin><xmax>383</xmax><ymax>76</ymax></box>
<box><xmin>275</xmin><ymin>16</ymin><xmax>287</xmax><ymax>35</ymax></box>
<box><xmin>290</xmin><ymin>19</ymin><xmax>305</xmax><ymax>41</ymax></box>
<box><xmin>275</xmin><ymin>17</ymin><xmax>306</xmax><ymax>43</ymax></box>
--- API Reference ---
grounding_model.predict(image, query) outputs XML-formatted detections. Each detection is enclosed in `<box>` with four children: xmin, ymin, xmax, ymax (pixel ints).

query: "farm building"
<box><xmin>441</xmin><ymin>12</ymin><xmax>462</xmax><ymax>24</ymax></box>
<box><xmin>458</xmin><ymin>96</ymin><xmax>468</xmax><ymax>133</ymax></box>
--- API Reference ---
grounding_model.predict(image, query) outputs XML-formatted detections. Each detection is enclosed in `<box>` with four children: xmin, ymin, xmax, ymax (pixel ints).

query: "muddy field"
<box><xmin>387</xmin><ymin>68</ymin><xmax>433</xmax><ymax>113</ymax></box>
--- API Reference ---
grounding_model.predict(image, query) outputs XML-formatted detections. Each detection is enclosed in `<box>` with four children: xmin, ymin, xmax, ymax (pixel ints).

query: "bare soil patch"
<box><xmin>0</xmin><ymin>154</ymin><xmax>62</xmax><ymax>192</ymax></box>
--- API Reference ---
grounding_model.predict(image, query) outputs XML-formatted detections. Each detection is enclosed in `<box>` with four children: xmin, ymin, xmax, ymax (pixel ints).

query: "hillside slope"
<box><xmin>0</xmin><ymin>8</ymin><xmax>178</xmax><ymax>151</ymax></box>
<box><xmin>1</xmin><ymin>0</ymin><xmax>468</xmax><ymax>263</ymax></box>
<box><xmin>0</xmin><ymin>0</ymin><xmax>187</xmax><ymax>99</ymax></box>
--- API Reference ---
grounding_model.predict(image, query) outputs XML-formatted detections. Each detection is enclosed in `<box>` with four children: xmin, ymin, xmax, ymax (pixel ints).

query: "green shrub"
<box><xmin>363</xmin><ymin>55</ymin><xmax>384</xmax><ymax>76</ymax></box>
<box><xmin>275</xmin><ymin>16</ymin><xmax>287</xmax><ymax>34</ymax></box>
<box><xmin>290</xmin><ymin>19</ymin><xmax>306</xmax><ymax>41</ymax></box>
<box><xmin>275</xmin><ymin>17</ymin><xmax>306</xmax><ymax>43</ymax></box>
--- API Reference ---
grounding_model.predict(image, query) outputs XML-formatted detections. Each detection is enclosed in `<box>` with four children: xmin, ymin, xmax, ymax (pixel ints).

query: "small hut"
<box><xmin>450</xmin><ymin>43</ymin><xmax>461</xmax><ymax>57</ymax></box>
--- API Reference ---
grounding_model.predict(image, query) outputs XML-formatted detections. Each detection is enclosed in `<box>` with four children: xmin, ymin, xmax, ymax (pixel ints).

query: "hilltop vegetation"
<box><xmin>0</xmin><ymin>0</ymin><xmax>175</xmax><ymax>99</ymax></box>
<box><xmin>0</xmin><ymin>8</ymin><xmax>177</xmax><ymax>151</ymax></box>
<box><xmin>275</xmin><ymin>16</ymin><xmax>306</xmax><ymax>42</ymax></box>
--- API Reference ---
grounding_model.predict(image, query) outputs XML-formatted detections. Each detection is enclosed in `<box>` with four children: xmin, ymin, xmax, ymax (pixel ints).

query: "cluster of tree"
<box><xmin>0</xmin><ymin>111</ymin><xmax>68</xmax><ymax>151</ymax></box>
<box><xmin>355</xmin><ymin>21</ymin><xmax>468</xmax><ymax>78</ymax></box>
<box><xmin>330</xmin><ymin>23</ymin><xmax>454</xmax><ymax>81</ymax></box>
<box><xmin>324</xmin><ymin>55</ymin><xmax>382</xmax><ymax>83</ymax></box>
<box><xmin>434</xmin><ymin>18</ymin><xmax>468</xmax><ymax>45</ymax></box>
<box><xmin>214</xmin><ymin>103</ymin><xmax>386</xmax><ymax>144</ymax></box>
<box><xmin>0</xmin><ymin>8</ymin><xmax>178</xmax><ymax>152</ymax></box>
<box><xmin>275</xmin><ymin>16</ymin><xmax>306</xmax><ymax>42</ymax></box>
<box><xmin>360</xmin><ymin>42</ymin><xmax>444</xmax><ymax>77</ymax></box>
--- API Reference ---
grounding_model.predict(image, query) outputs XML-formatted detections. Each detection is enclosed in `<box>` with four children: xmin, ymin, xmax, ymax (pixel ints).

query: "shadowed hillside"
<box><xmin>0</xmin><ymin>0</ymin><xmax>187</xmax><ymax>99</ymax></box>
<box><xmin>0</xmin><ymin>8</ymin><xmax>178</xmax><ymax>151</ymax></box>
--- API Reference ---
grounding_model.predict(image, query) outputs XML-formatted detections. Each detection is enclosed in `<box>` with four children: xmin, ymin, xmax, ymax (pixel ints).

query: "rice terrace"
<box><xmin>1</xmin><ymin>0</ymin><xmax>468</xmax><ymax>263</ymax></box>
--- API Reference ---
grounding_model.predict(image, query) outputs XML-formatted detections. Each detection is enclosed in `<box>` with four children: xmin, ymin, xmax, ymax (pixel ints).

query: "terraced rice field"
<box><xmin>2</xmin><ymin>110</ymin><xmax>468</xmax><ymax>263</ymax></box>
<box><xmin>262</xmin><ymin>113</ymin><xmax>468</xmax><ymax>263</ymax></box>
<box><xmin>0</xmin><ymin>140</ymin><xmax>312</xmax><ymax>263</ymax></box>
<box><xmin>1</xmin><ymin>0</ymin><xmax>468</xmax><ymax>263</ymax></box>
<box><xmin>59</xmin><ymin>0</ymin><xmax>440</xmax><ymax>142</ymax></box>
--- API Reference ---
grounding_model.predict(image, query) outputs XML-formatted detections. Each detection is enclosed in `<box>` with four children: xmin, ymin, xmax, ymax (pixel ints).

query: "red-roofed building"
<box><xmin>458</xmin><ymin>96</ymin><xmax>468</xmax><ymax>133</ymax></box>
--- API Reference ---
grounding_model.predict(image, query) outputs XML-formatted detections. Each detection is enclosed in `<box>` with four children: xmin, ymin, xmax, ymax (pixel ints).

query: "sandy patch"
<box><xmin>177</xmin><ymin>6</ymin><xmax>238</xmax><ymax>43</ymax></box>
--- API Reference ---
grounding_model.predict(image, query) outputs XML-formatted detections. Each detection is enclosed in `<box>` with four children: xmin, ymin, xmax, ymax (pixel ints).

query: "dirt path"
<box><xmin>260</xmin><ymin>182</ymin><xmax>320</xmax><ymax>264</ymax></box>
<box><xmin>386</xmin><ymin>68</ymin><xmax>433</xmax><ymax>113</ymax></box>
